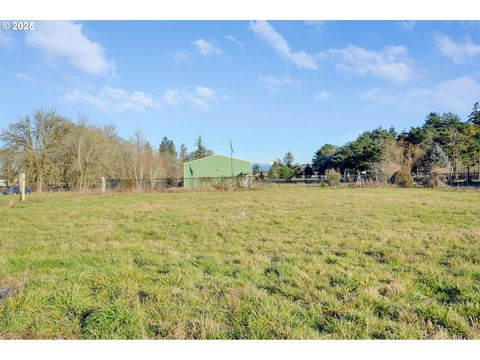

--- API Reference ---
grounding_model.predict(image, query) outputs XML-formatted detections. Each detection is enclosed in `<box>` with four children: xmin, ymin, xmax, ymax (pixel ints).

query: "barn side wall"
<box><xmin>183</xmin><ymin>155</ymin><xmax>252</xmax><ymax>187</ymax></box>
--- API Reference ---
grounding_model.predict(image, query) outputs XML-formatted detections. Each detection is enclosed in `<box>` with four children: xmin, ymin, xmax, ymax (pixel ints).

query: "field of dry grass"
<box><xmin>0</xmin><ymin>187</ymin><xmax>479</xmax><ymax>339</ymax></box>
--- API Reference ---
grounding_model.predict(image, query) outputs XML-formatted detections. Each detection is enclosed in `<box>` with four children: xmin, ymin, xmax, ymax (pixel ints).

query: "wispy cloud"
<box><xmin>62</xmin><ymin>86</ymin><xmax>160</xmax><ymax>113</ymax></box>
<box><xmin>305</xmin><ymin>21</ymin><xmax>327</xmax><ymax>31</ymax></box>
<box><xmin>314</xmin><ymin>91</ymin><xmax>332</xmax><ymax>102</ymax></box>
<box><xmin>317</xmin><ymin>45</ymin><xmax>414</xmax><ymax>83</ymax></box>
<box><xmin>64</xmin><ymin>85</ymin><xmax>226</xmax><ymax>113</ymax></box>
<box><xmin>249</xmin><ymin>20</ymin><xmax>413</xmax><ymax>83</ymax></box>
<box><xmin>161</xmin><ymin>89</ymin><xmax>183</xmax><ymax>106</ymax></box>
<box><xmin>249</xmin><ymin>20</ymin><xmax>318</xmax><ymax>70</ymax></box>
<box><xmin>435</xmin><ymin>32</ymin><xmax>480</xmax><ymax>64</ymax></box>
<box><xmin>399</xmin><ymin>21</ymin><xmax>416</xmax><ymax>31</ymax></box>
<box><xmin>172</xmin><ymin>39</ymin><xmax>225</xmax><ymax>63</ymax></box>
<box><xmin>26</xmin><ymin>21</ymin><xmax>115</xmax><ymax>75</ymax></box>
<box><xmin>15</xmin><ymin>72</ymin><xmax>37</xmax><ymax>86</ymax></box>
<box><xmin>171</xmin><ymin>50</ymin><xmax>191</xmax><ymax>63</ymax></box>
<box><xmin>259</xmin><ymin>74</ymin><xmax>299</xmax><ymax>92</ymax></box>
<box><xmin>357</xmin><ymin>76</ymin><xmax>480</xmax><ymax>114</ymax></box>
<box><xmin>192</xmin><ymin>39</ymin><xmax>223</xmax><ymax>57</ymax></box>
<box><xmin>226</xmin><ymin>35</ymin><xmax>244</xmax><ymax>50</ymax></box>
<box><xmin>161</xmin><ymin>86</ymin><xmax>222</xmax><ymax>111</ymax></box>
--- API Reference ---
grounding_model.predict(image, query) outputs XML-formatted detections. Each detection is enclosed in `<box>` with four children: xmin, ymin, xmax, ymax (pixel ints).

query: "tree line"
<box><xmin>0</xmin><ymin>109</ymin><xmax>212</xmax><ymax>191</ymax></box>
<box><xmin>2</xmin><ymin>102</ymin><xmax>479</xmax><ymax>190</ymax></box>
<box><xmin>262</xmin><ymin>102</ymin><xmax>480</xmax><ymax>185</ymax></box>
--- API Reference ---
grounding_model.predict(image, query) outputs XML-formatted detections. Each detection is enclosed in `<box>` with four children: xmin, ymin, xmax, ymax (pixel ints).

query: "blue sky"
<box><xmin>1</xmin><ymin>20</ymin><xmax>480</xmax><ymax>164</ymax></box>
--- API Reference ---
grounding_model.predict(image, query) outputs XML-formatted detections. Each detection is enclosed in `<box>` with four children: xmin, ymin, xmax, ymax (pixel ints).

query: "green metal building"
<box><xmin>183</xmin><ymin>154</ymin><xmax>252</xmax><ymax>188</ymax></box>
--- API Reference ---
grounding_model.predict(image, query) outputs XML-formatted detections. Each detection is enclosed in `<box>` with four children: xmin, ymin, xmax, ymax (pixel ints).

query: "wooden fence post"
<box><xmin>19</xmin><ymin>173</ymin><xmax>26</xmax><ymax>202</ymax></box>
<box><xmin>101</xmin><ymin>176</ymin><xmax>106</xmax><ymax>194</ymax></box>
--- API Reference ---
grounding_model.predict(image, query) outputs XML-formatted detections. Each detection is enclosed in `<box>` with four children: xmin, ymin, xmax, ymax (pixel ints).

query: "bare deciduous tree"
<box><xmin>0</xmin><ymin>109</ymin><xmax>69</xmax><ymax>191</ymax></box>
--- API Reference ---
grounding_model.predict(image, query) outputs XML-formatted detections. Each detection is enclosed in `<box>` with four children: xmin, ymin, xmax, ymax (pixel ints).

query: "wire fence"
<box><xmin>262</xmin><ymin>172</ymin><xmax>480</xmax><ymax>188</ymax></box>
<box><xmin>413</xmin><ymin>172</ymin><xmax>480</xmax><ymax>187</ymax></box>
<box><xmin>3</xmin><ymin>172</ymin><xmax>480</xmax><ymax>195</ymax></box>
<box><xmin>105</xmin><ymin>176</ymin><xmax>254</xmax><ymax>192</ymax></box>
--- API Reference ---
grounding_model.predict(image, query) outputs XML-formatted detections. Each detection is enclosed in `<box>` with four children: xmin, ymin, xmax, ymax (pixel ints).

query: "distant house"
<box><xmin>183</xmin><ymin>154</ymin><xmax>252</xmax><ymax>188</ymax></box>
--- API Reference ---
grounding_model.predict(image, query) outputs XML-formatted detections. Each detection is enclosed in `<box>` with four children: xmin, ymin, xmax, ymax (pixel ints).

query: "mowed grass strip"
<box><xmin>0</xmin><ymin>188</ymin><xmax>479</xmax><ymax>339</ymax></box>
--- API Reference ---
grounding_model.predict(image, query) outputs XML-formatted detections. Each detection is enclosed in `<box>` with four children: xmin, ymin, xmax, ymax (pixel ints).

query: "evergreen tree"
<box><xmin>267</xmin><ymin>161</ymin><xmax>280</xmax><ymax>179</ymax></box>
<box><xmin>268</xmin><ymin>160</ymin><xmax>294</xmax><ymax>180</ymax></box>
<box><xmin>312</xmin><ymin>144</ymin><xmax>338</xmax><ymax>174</ymax></box>
<box><xmin>398</xmin><ymin>126</ymin><xmax>426</xmax><ymax>145</ymax></box>
<box><xmin>460</xmin><ymin>124</ymin><xmax>480</xmax><ymax>176</ymax></box>
<box><xmin>192</xmin><ymin>136</ymin><xmax>207</xmax><ymax>160</ymax></box>
<box><xmin>179</xmin><ymin>143</ymin><xmax>189</xmax><ymax>162</ymax></box>
<box><xmin>252</xmin><ymin>163</ymin><xmax>260</xmax><ymax>175</ymax></box>
<box><xmin>283</xmin><ymin>151</ymin><xmax>295</xmax><ymax>168</ymax></box>
<box><xmin>303</xmin><ymin>163</ymin><xmax>314</xmax><ymax>177</ymax></box>
<box><xmin>468</xmin><ymin>102</ymin><xmax>480</xmax><ymax>126</ymax></box>
<box><xmin>424</xmin><ymin>112</ymin><xmax>443</xmax><ymax>129</ymax></box>
<box><xmin>159</xmin><ymin>136</ymin><xmax>176</xmax><ymax>156</ymax></box>
<box><xmin>424</xmin><ymin>142</ymin><xmax>449</xmax><ymax>173</ymax></box>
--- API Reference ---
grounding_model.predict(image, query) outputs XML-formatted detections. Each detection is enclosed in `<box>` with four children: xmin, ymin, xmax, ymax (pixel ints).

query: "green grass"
<box><xmin>0</xmin><ymin>187</ymin><xmax>479</xmax><ymax>339</ymax></box>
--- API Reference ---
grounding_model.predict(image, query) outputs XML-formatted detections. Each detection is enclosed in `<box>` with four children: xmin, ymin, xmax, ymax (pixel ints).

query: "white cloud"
<box><xmin>161</xmin><ymin>86</ymin><xmax>223</xmax><ymax>111</ymax></box>
<box><xmin>317</xmin><ymin>45</ymin><xmax>414</xmax><ymax>83</ymax></box>
<box><xmin>192</xmin><ymin>39</ymin><xmax>223</xmax><ymax>57</ymax></box>
<box><xmin>305</xmin><ymin>21</ymin><xmax>327</xmax><ymax>31</ymax></box>
<box><xmin>226</xmin><ymin>35</ymin><xmax>244</xmax><ymax>50</ymax></box>
<box><xmin>357</xmin><ymin>76</ymin><xmax>480</xmax><ymax>114</ymax></box>
<box><xmin>62</xmin><ymin>86</ymin><xmax>160</xmax><ymax>113</ymax></box>
<box><xmin>249</xmin><ymin>20</ymin><xmax>318</xmax><ymax>70</ymax></box>
<box><xmin>171</xmin><ymin>50</ymin><xmax>191</xmax><ymax>63</ymax></box>
<box><xmin>15</xmin><ymin>72</ymin><xmax>37</xmax><ymax>86</ymax></box>
<box><xmin>173</xmin><ymin>39</ymin><xmax>227</xmax><ymax>63</ymax></box>
<box><xmin>249</xmin><ymin>21</ymin><xmax>413</xmax><ymax>82</ymax></box>
<box><xmin>314</xmin><ymin>91</ymin><xmax>332</xmax><ymax>102</ymax></box>
<box><xmin>435</xmin><ymin>32</ymin><xmax>480</xmax><ymax>64</ymax></box>
<box><xmin>194</xmin><ymin>86</ymin><xmax>216</xmax><ymax>101</ymax></box>
<box><xmin>62</xmin><ymin>89</ymin><xmax>108</xmax><ymax>111</ymax></box>
<box><xmin>161</xmin><ymin>89</ymin><xmax>183</xmax><ymax>106</ymax></box>
<box><xmin>399</xmin><ymin>21</ymin><xmax>416</xmax><ymax>31</ymax></box>
<box><xmin>259</xmin><ymin>74</ymin><xmax>299</xmax><ymax>92</ymax></box>
<box><xmin>0</xmin><ymin>31</ymin><xmax>13</xmax><ymax>49</ymax></box>
<box><xmin>184</xmin><ymin>95</ymin><xmax>211</xmax><ymax>111</ymax></box>
<box><xmin>25</xmin><ymin>21</ymin><xmax>115</xmax><ymax>75</ymax></box>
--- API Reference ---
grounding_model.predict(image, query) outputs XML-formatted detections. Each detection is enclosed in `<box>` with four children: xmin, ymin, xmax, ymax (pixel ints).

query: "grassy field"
<box><xmin>0</xmin><ymin>187</ymin><xmax>479</xmax><ymax>339</ymax></box>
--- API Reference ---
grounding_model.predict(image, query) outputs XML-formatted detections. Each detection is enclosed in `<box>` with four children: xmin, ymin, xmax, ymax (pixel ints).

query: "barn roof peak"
<box><xmin>183</xmin><ymin>154</ymin><xmax>251</xmax><ymax>164</ymax></box>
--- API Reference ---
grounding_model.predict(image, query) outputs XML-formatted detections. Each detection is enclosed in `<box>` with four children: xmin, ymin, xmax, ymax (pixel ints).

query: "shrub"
<box><xmin>389</xmin><ymin>169</ymin><xmax>414</xmax><ymax>188</ymax></box>
<box><xmin>425</xmin><ymin>165</ymin><xmax>449</xmax><ymax>188</ymax></box>
<box><xmin>425</xmin><ymin>175</ymin><xmax>448</xmax><ymax>188</ymax></box>
<box><xmin>423</xmin><ymin>143</ymin><xmax>450</xmax><ymax>188</ymax></box>
<box><xmin>325</xmin><ymin>169</ymin><xmax>342</xmax><ymax>187</ymax></box>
